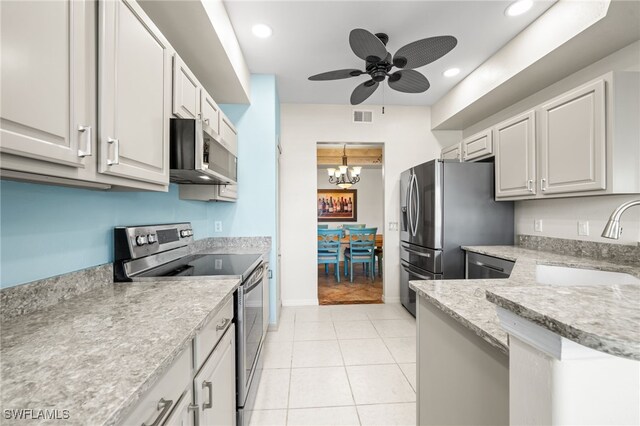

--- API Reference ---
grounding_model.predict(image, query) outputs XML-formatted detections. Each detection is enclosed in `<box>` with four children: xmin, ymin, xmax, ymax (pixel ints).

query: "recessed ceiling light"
<box><xmin>443</xmin><ymin>68</ymin><xmax>460</xmax><ymax>78</ymax></box>
<box><xmin>505</xmin><ymin>0</ymin><xmax>533</xmax><ymax>16</ymax></box>
<box><xmin>252</xmin><ymin>24</ymin><xmax>272</xmax><ymax>39</ymax></box>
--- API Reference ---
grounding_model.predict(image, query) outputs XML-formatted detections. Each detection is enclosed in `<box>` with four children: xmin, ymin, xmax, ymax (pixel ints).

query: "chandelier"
<box><xmin>327</xmin><ymin>145</ymin><xmax>362</xmax><ymax>189</ymax></box>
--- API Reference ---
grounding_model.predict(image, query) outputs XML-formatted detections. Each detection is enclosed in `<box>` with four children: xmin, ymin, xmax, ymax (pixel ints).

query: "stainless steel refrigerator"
<box><xmin>400</xmin><ymin>159</ymin><xmax>514</xmax><ymax>316</ymax></box>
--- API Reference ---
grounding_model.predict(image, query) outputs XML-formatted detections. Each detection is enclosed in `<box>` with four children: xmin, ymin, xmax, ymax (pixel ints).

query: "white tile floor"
<box><xmin>249</xmin><ymin>303</ymin><xmax>417</xmax><ymax>426</ymax></box>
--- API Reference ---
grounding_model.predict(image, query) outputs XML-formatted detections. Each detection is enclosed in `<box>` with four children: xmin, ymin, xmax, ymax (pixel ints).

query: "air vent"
<box><xmin>353</xmin><ymin>110</ymin><xmax>373</xmax><ymax>123</ymax></box>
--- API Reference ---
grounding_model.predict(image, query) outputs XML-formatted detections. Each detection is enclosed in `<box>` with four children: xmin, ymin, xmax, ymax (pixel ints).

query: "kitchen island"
<box><xmin>410</xmin><ymin>243</ymin><xmax>640</xmax><ymax>426</ymax></box>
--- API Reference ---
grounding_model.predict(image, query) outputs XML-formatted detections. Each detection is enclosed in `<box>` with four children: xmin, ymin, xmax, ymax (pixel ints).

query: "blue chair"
<box><xmin>344</xmin><ymin>227</ymin><xmax>377</xmax><ymax>282</ymax></box>
<box><xmin>317</xmin><ymin>224</ymin><xmax>329</xmax><ymax>229</ymax></box>
<box><xmin>342</xmin><ymin>224</ymin><xmax>365</xmax><ymax>235</ymax></box>
<box><xmin>318</xmin><ymin>229</ymin><xmax>342</xmax><ymax>282</ymax></box>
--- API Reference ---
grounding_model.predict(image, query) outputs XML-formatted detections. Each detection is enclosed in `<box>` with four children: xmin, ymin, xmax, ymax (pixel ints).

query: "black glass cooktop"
<box><xmin>137</xmin><ymin>253</ymin><xmax>262</xmax><ymax>280</ymax></box>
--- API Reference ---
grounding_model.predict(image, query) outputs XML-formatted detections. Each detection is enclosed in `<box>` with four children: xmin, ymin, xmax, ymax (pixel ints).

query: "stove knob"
<box><xmin>147</xmin><ymin>234</ymin><xmax>157</xmax><ymax>244</ymax></box>
<box><xmin>135</xmin><ymin>235</ymin><xmax>147</xmax><ymax>246</ymax></box>
<box><xmin>180</xmin><ymin>230</ymin><xmax>189</xmax><ymax>238</ymax></box>
<box><xmin>187</xmin><ymin>230</ymin><xmax>193</xmax><ymax>236</ymax></box>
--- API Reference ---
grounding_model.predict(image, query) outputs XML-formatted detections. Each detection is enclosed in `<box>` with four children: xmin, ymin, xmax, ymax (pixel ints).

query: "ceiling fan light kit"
<box><xmin>309</xmin><ymin>28</ymin><xmax>457</xmax><ymax>105</ymax></box>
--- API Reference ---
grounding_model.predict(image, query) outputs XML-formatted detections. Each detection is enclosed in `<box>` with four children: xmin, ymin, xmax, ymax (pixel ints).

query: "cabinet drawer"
<box><xmin>463</xmin><ymin>129</ymin><xmax>493</xmax><ymax>161</ymax></box>
<box><xmin>441</xmin><ymin>143</ymin><xmax>461</xmax><ymax>161</ymax></box>
<box><xmin>119</xmin><ymin>346</ymin><xmax>192</xmax><ymax>426</ymax></box>
<box><xmin>220</xmin><ymin>115</ymin><xmax>238</xmax><ymax>156</ymax></box>
<box><xmin>194</xmin><ymin>297</ymin><xmax>234</xmax><ymax>371</ymax></box>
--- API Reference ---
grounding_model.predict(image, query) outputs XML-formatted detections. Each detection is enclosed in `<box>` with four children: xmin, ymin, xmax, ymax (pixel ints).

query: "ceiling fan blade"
<box><xmin>350</xmin><ymin>80</ymin><xmax>379</xmax><ymax>105</ymax></box>
<box><xmin>393</xmin><ymin>36</ymin><xmax>457</xmax><ymax>69</ymax></box>
<box><xmin>349</xmin><ymin>29</ymin><xmax>388</xmax><ymax>62</ymax></box>
<box><xmin>388</xmin><ymin>70</ymin><xmax>430</xmax><ymax>93</ymax></box>
<box><xmin>308</xmin><ymin>69</ymin><xmax>364</xmax><ymax>81</ymax></box>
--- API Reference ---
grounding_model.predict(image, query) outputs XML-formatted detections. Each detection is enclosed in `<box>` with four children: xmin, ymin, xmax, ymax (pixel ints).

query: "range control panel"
<box><xmin>114</xmin><ymin>223</ymin><xmax>194</xmax><ymax>261</ymax></box>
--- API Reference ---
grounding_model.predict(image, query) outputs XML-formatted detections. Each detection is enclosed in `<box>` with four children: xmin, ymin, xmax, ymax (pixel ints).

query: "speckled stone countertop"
<box><xmin>0</xmin><ymin>278</ymin><xmax>240</xmax><ymax>425</ymax></box>
<box><xmin>410</xmin><ymin>245</ymin><xmax>640</xmax><ymax>359</ymax></box>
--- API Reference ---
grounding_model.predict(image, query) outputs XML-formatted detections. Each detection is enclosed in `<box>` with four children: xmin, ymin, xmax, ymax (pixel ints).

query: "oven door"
<box><xmin>236</xmin><ymin>264</ymin><xmax>265</xmax><ymax>407</ymax></box>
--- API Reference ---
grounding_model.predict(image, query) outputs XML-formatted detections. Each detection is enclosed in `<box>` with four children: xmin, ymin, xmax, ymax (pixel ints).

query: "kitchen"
<box><xmin>1</xmin><ymin>0</ymin><xmax>639</xmax><ymax>425</ymax></box>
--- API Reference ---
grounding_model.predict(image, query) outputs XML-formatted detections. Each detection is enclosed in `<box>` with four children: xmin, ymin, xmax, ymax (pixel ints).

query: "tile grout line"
<box><xmin>333</xmin><ymin>318</ymin><xmax>363</xmax><ymax>426</ymax></box>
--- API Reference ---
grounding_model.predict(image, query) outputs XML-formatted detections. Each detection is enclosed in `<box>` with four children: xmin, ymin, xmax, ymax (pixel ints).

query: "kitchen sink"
<box><xmin>535</xmin><ymin>264</ymin><xmax>640</xmax><ymax>286</ymax></box>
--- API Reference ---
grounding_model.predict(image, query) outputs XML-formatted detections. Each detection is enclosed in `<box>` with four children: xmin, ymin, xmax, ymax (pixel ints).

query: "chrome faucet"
<box><xmin>601</xmin><ymin>200</ymin><xmax>640</xmax><ymax>239</ymax></box>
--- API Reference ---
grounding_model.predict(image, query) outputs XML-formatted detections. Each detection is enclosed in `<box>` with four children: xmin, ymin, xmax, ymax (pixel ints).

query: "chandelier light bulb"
<box><xmin>327</xmin><ymin>168</ymin><xmax>336</xmax><ymax>176</ymax></box>
<box><xmin>352</xmin><ymin>166</ymin><xmax>362</xmax><ymax>176</ymax></box>
<box><xmin>339</xmin><ymin>165</ymin><xmax>348</xmax><ymax>174</ymax></box>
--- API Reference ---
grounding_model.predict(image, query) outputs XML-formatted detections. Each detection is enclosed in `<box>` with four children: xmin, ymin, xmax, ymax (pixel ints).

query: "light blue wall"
<box><xmin>219</xmin><ymin>74</ymin><xmax>279</xmax><ymax>323</ymax></box>
<box><xmin>0</xmin><ymin>74</ymin><xmax>281</xmax><ymax>316</ymax></box>
<box><xmin>0</xmin><ymin>182</ymin><xmax>216</xmax><ymax>287</ymax></box>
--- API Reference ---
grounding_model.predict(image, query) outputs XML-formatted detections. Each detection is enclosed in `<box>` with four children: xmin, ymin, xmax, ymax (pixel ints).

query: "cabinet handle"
<box><xmin>142</xmin><ymin>398</ymin><xmax>173</xmax><ymax>426</ymax></box>
<box><xmin>216</xmin><ymin>317</ymin><xmax>231</xmax><ymax>331</ymax></box>
<box><xmin>202</xmin><ymin>381</ymin><xmax>213</xmax><ymax>410</ymax></box>
<box><xmin>107</xmin><ymin>138</ymin><xmax>119</xmax><ymax>166</ymax></box>
<box><xmin>526</xmin><ymin>179</ymin><xmax>533</xmax><ymax>192</ymax></box>
<box><xmin>540</xmin><ymin>178</ymin><xmax>547</xmax><ymax>192</ymax></box>
<box><xmin>77</xmin><ymin>125</ymin><xmax>92</xmax><ymax>157</ymax></box>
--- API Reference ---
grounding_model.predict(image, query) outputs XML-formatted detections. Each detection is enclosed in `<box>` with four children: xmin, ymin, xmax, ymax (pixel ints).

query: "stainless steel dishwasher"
<box><xmin>465</xmin><ymin>251</ymin><xmax>515</xmax><ymax>279</ymax></box>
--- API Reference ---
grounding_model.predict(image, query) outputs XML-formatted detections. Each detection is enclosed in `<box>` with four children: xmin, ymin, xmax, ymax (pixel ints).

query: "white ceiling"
<box><xmin>224</xmin><ymin>0</ymin><xmax>555</xmax><ymax>106</ymax></box>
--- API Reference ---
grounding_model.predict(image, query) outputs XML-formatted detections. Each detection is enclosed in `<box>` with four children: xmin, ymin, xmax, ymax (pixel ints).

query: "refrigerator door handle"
<box><xmin>412</xmin><ymin>173</ymin><xmax>420</xmax><ymax>237</ymax></box>
<box><xmin>407</xmin><ymin>174</ymin><xmax>415</xmax><ymax>236</ymax></box>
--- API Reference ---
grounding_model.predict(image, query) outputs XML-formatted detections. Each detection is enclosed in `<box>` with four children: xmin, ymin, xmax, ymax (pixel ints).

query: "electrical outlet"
<box><xmin>389</xmin><ymin>221</ymin><xmax>398</xmax><ymax>231</ymax></box>
<box><xmin>534</xmin><ymin>219</ymin><xmax>543</xmax><ymax>233</ymax></box>
<box><xmin>578</xmin><ymin>220</ymin><xmax>590</xmax><ymax>236</ymax></box>
<box><xmin>214</xmin><ymin>221</ymin><xmax>223</xmax><ymax>232</ymax></box>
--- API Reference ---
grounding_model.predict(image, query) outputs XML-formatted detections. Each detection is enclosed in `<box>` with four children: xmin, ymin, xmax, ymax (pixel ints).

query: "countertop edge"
<box><xmin>104</xmin><ymin>281</ymin><xmax>241</xmax><ymax>426</ymax></box>
<box><xmin>409</xmin><ymin>282</ymin><xmax>509</xmax><ymax>355</ymax></box>
<box><xmin>485</xmin><ymin>289</ymin><xmax>640</xmax><ymax>361</ymax></box>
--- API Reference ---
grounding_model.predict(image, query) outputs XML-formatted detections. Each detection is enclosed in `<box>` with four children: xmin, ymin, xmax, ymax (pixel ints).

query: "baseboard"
<box><xmin>383</xmin><ymin>295</ymin><xmax>400</xmax><ymax>304</ymax></box>
<box><xmin>282</xmin><ymin>299</ymin><xmax>319</xmax><ymax>307</ymax></box>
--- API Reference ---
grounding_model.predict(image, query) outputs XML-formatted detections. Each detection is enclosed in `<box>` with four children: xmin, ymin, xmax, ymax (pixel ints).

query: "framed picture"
<box><xmin>317</xmin><ymin>189</ymin><xmax>357</xmax><ymax>222</ymax></box>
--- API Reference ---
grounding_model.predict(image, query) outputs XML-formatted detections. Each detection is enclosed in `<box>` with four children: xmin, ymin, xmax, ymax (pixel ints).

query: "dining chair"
<box><xmin>374</xmin><ymin>247</ymin><xmax>383</xmax><ymax>277</ymax></box>
<box><xmin>317</xmin><ymin>224</ymin><xmax>329</xmax><ymax>229</ymax></box>
<box><xmin>344</xmin><ymin>227</ymin><xmax>377</xmax><ymax>283</ymax></box>
<box><xmin>317</xmin><ymin>229</ymin><xmax>342</xmax><ymax>282</ymax></box>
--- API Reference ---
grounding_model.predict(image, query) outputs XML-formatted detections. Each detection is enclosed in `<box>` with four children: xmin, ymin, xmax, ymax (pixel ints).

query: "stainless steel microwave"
<box><xmin>169</xmin><ymin>118</ymin><xmax>237</xmax><ymax>184</ymax></box>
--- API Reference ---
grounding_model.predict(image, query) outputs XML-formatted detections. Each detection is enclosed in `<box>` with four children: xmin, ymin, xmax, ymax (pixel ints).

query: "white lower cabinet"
<box><xmin>194</xmin><ymin>325</ymin><xmax>236</xmax><ymax>426</ymax></box>
<box><xmin>164</xmin><ymin>388</ymin><xmax>195</xmax><ymax>426</ymax></box>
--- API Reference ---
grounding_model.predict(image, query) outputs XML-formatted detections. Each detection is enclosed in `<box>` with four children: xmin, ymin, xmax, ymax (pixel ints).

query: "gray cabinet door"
<box><xmin>495</xmin><ymin>110</ymin><xmax>536</xmax><ymax>198</ymax></box>
<box><xmin>0</xmin><ymin>1</ymin><xmax>91</xmax><ymax>168</ymax></box>
<box><xmin>98</xmin><ymin>0</ymin><xmax>171</xmax><ymax>185</ymax></box>
<box><xmin>201</xmin><ymin>90</ymin><xmax>220</xmax><ymax>134</ymax></box>
<box><xmin>539</xmin><ymin>79</ymin><xmax>606</xmax><ymax>195</ymax></box>
<box><xmin>462</xmin><ymin>129</ymin><xmax>493</xmax><ymax>161</ymax></box>
<box><xmin>173</xmin><ymin>54</ymin><xmax>201</xmax><ymax>119</ymax></box>
<box><xmin>195</xmin><ymin>326</ymin><xmax>236</xmax><ymax>426</ymax></box>
<box><xmin>441</xmin><ymin>143</ymin><xmax>461</xmax><ymax>161</ymax></box>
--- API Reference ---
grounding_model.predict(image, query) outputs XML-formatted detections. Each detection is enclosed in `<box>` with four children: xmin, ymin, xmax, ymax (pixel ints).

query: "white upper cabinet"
<box><xmin>441</xmin><ymin>143</ymin><xmax>462</xmax><ymax>161</ymax></box>
<box><xmin>462</xmin><ymin>129</ymin><xmax>493</xmax><ymax>162</ymax></box>
<box><xmin>539</xmin><ymin>79</ymin><xmax>605</xmax><ymax>195</ymax></box>
<box><xmin>173</xmin><ymin>54</ymin><xmax>201</xmax><ymax>119</ymax></box>
<box><xmin>220</xmin><ymin>114</ymin><xmax>238</xmax><ymax>155</ymax></box>
<box><xmin>0</xmin><ymin>0</ymin><xmax>92</xmax><ymax>169</ymax></box>
<box><xmin>98</xmin><ymin>0</ymin><xmax>171</xmax><ymax>186</ymax></box>
<box><xmin>495</xmin><ymin>110</ymin><xmax>536</xmax><ymax>198</ymax></box>
<box><xmin>201</xmin><ymin>91</ymin><xmax>221</xmax><ymax>135</ymax></box>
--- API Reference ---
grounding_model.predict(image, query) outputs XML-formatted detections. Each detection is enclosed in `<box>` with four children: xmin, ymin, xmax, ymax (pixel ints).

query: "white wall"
<box><xmin>280</xmin><ymin>104</ymin><xmax>460</xmax><ymax>306</ymax></box>
<box><xmin>317</xmin><ymin>167</ymin><xmax>383</xmax><ymax>232</ymax></box>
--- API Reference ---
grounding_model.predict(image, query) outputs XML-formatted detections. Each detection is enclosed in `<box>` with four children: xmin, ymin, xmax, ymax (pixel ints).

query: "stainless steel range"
<box><xmin>113</xmin><ymin>222</ymin><xmax>266</xmax><ymax>426</ymax></box>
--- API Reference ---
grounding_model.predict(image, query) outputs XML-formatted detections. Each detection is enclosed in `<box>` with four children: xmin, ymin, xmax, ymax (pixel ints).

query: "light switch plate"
<box><xmin>214</xmin><ymin>221</ymin><xmax>223</xmax><ymax>232</ymax></box>
<box><xmin>578</xmin><ymin>220</ymin><xmax>589</xmax><ymax>236</ymax></box>
<box><xmin>534</xmin><ymin>219</ymin><xmax>543</xmax><ymax>233</ymax></box>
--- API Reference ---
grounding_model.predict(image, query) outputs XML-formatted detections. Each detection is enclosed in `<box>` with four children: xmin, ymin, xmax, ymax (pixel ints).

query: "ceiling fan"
<box><xmin>308</xmin><ymin>29</ymin><xmax>457</xmax><ymax>105</ymax></box>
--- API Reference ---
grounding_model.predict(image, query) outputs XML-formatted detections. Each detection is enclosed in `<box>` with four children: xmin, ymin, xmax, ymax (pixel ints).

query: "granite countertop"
<box><xmin>410</xmin><ymin>245</ymin><xmax>640</xmax><ymax>360</ymax></box>
<box><xmin>0</xmin><ymin>277</ymin><xmax>241</xmax><ymax>426</ymax></box>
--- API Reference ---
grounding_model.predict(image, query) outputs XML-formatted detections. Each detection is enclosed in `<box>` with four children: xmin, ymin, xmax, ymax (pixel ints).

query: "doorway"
<box><xmin>316</xmin><ymin>143</ymin><xmax>384</xmax><ymax>305</ymax></box>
